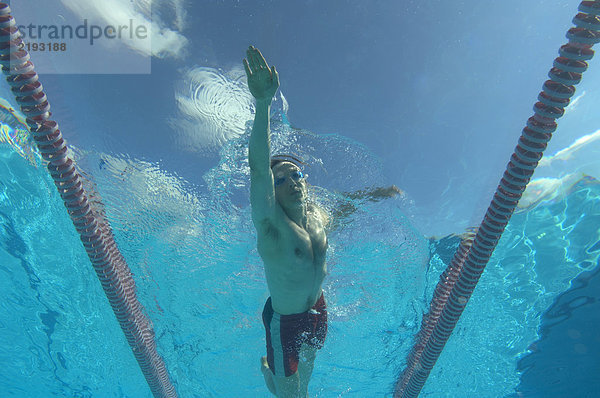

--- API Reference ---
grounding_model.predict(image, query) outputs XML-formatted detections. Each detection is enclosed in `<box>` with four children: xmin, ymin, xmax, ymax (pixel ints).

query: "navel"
<box><xmin>294</xmin><ymin>247</ymin><xmax>303</xmax><ymax>257</ymax></box>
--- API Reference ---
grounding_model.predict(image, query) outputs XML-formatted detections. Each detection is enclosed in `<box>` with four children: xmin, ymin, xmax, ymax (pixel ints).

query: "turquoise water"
<box><xmin>1</xmin><ymin>114</ymin><xmax>599</xmax><ymax>396</ymax></box>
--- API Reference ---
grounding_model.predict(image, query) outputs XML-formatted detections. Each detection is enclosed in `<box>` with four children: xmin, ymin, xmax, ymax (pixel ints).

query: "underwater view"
<box><xmin>1</xmin><ymin>1</ymin><xmax>599</xmax><ymax>397</ymax></box>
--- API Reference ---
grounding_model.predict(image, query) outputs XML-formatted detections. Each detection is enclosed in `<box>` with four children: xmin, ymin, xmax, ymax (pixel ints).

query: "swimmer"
<box><xmin>244</xmin><ymin>45</ymin><xmax>404</xmax><ymax>397</ymax></box>
<box><xmin>244</xmin><ymin>45</ymin><xmax>329</xmax><ymax>398</ymax></box>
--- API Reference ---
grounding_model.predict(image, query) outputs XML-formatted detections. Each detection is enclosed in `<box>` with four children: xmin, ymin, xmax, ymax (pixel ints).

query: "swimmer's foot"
<box><xmin>261</xmin><ymin>356</ymin><xmax>269</xmax><ymax>371</ymax></box>
<box><xmin>260</xmin><ymin>356</ymin><xmax>276</xmax><ymax>395</ymax></box>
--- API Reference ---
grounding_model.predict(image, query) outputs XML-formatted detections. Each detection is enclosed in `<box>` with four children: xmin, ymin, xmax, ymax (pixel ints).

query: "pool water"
<box><xmin>1</xmin><ymin>110</ymin><xmax>599</xmax><ymax>397</ymax></box>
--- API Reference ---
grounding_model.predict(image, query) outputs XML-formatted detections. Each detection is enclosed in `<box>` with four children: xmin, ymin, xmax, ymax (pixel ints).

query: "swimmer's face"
<box><xmin>272</xmin><ymin>162</ymin><xmax>307</xmax><ymax>207</ymax></box>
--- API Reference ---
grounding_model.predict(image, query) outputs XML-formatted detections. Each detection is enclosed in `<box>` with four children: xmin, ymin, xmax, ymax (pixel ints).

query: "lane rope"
<box><xmin>0</xmin><ymin>4</ymin><xmax>177</xmax><ymax>397</ymax></box>
<box><xmin>395</xmin><ymin>2</ymin><xmax>600</xmax><ymax>397</ymax></box>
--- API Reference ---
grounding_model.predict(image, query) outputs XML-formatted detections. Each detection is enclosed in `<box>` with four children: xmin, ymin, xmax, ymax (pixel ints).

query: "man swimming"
<box><xmin>244</xmin><ymin>46</ymin><xmax>329</xmax><ymax>397</ymax></box>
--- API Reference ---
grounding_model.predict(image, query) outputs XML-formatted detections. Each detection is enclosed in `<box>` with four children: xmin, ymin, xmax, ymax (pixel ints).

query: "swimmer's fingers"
<box><xmin>246</xmin><ymin>46</ymin><xmax>259</xmax><ymax>71</ymax></box>
<box><xmin>254</xmin><ymin>48</ymin><xmax>269</xmax><ymax>70</ymax></box>
<box><xmin>248</xmin><ymin>45</ymin><xmax>269</xmax><ymax>70</ymax></box>
<box><xmin>243</xmin><ymin>58</ymin><xmax>251</xmax><ymax>77</ymax></box>
<box><xmin>271</xmin><ymin>65</ymin><xmax>279</xmax><ymax>86</ymax></box>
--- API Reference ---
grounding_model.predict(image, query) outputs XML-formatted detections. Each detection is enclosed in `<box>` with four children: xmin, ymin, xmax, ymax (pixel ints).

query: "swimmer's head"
<box><xmin>270</xmin><ymin>155</ymin><xmax>308</xmax><ymax>208</ymax></box>
<box><xmin>270</xmin><ymin>154</ymin><xmax>305</xmax><ymax>170</ymax></box>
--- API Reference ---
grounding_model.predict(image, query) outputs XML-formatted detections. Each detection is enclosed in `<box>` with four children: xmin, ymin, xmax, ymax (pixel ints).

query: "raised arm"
<box><xmin>243</xmin><ymin>46</ymin><xmax>280</xmax><ymax>228</ymax></box>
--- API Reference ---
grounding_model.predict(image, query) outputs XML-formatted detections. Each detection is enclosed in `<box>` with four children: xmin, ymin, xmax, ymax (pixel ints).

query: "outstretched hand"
<box><xmin>345</xmin><ymin>185</ymin><xmax>405</xmax><ymax>201</ymax></box>
<box><xmin>243</xmin><ymin>46</ymin><xmax>280</xmax><ymax>102</ymax></box>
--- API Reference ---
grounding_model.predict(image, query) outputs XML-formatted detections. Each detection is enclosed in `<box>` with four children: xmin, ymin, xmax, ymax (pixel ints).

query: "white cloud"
<box><xmin>170</xmin><ymin>66</ymin><xmax>255</xmax><ymax>153</ymax></box>
<box><xmin>171</xmin><ymin>0</ymin><xmax>187</xmax><ymax>31</ymax></box>
<box><xmin>563</xmin><ymin>91</ymin><xmax>586</xmax><ymax>115</ymax></box>
<box><xmin>539</xmin><ymin>129</ymin><xmax>600</xmax><ymax>167</ymax></box>
<box><xmin>518</xmin><ymin>171</ymin><xmax>586</xmax><ymax>211</ymax></box>
<box><xmin>60</xmin><ymin>0</ymin><xmax>188</xmax><ymax>59</ymax></box>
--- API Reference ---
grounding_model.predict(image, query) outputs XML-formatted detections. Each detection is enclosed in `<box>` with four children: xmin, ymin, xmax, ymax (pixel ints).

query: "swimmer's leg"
<box><xmin>298</xmin><ymin>344</ymin><xmax>317</xmax><ymax>397</ymax></box>
<box><xmin>261</xmin><ymin>356</ymin><xmax>277</xmax><ymax>395</ymax></box>
<box><xmin>271</xmin><ymin>371</ymin><xmax>301</xmax><ymax>398</ymax></box>
<box><xmin>262</xmin><ymin>356</ymin><xmax>305</xmax><ymax>398</ymax></box>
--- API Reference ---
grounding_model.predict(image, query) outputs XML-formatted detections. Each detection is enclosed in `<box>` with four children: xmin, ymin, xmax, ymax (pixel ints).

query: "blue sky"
<box><xmin>2</xmin><ymin>0</ymin><xmax>599</xmax><ymax>236</ymax></box>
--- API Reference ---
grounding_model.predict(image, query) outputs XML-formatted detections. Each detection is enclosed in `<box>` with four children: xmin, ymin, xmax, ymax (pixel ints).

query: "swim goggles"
<box><xmin>274</xmin><ymin>170</ymin><xmax>305</xmax><ymax>187</ymax></box>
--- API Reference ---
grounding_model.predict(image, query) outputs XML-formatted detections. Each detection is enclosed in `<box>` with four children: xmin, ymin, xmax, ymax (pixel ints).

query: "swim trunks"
<box><xmin>262</xmin><ymin>293</ymin><xmax>327</xmax><ymax>377</ymax></box>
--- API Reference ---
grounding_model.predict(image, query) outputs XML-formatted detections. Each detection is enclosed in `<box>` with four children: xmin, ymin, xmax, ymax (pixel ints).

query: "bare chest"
<box><xmin>287</xmin><ymin>220</ymin><xmax>327</xmax><ymax>265</ymax></box>
<box><xmin>258</xmin><ymin>214</ymin><xmax>327</xmax><ymax>269</ymax></box>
